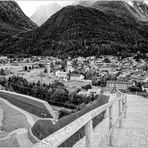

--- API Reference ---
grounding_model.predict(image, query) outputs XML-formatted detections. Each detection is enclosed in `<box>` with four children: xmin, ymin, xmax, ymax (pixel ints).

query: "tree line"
<box><xmin>0</xmin><ymin>76</ymin><xmax>99</xmax><ymax>110</ymax></box>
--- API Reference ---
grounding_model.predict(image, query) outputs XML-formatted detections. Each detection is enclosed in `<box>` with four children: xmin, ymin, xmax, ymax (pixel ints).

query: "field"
<box><xmin>0</xmin><ymin>63</ymin><xmax>58</xmax><ymax>83</ymax></box>
<box><xmin>0</xmin><ymin>63</ymin><xmax>87</xmax><ymax>93</ymax></box>
<box><xmin>64</xmin><ymin>80</ymin><xmax>86</xmax><ymax>92</ymax></box>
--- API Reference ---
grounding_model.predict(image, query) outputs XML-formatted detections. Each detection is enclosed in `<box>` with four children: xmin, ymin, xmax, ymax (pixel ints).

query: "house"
<box><xmin>55</xmin><ymin>71</ymin><xmax>68</xmax><ymax>80</ymax></box>
<box><xmin>142</xmin><ymin>82</ymin><xmax>148</xmax><ymax>92</ymax></box>
<box><xmin>0</xmin><ymin>56</ymin><xmax>10</xmax><ymax>63</ymax></box>
<box><xmin>99</xmin><ymin>65</ymin><xmax>112</xmax><ymax>73</ymax></box>
<box><xmin>70</xmin><ymin>74</ymin><xmax>84</xmax><ymax>81</ymax></box>
<box><xmin>77</xmin><ymin>57</ymin><xmax>85</xmax><ymax>62</ymax></box>
<box><xmin>39</xmin><ymin>60</ymin><xmax>51</xmax><ymax>66</ymax></box>
<box><xmin>106</xmin><ymin>81</ymin><xmax>133</xmax><ymax>90</ymax></box>
<box><xmin>67</xmin><ymin>65</ymin><xmax>75</xmax><ymax>72</ymax></box>
<box><xmin>32</xmin><ymin>63</ymin><xmax>40</xmax><ymax>68</ymax></box>
<box><xmin>66</xmin><ymin>60</ymin><xmax>75</xmax><ymax>72</ymax></box>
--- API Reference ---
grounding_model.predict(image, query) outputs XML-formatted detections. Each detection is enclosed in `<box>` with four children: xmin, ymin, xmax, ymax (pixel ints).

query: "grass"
<box><xmin>0</xmin><ymin>63</ymin><xmax>86</xmax><ymax>94</ymax></box>
<box><xmin>0</xmin><ymin>100</ymin><xmax>31</xmax><ymax>134</ymax></box>
<box><xmin>0</xmin><ymin>92</ymin><xmax>53</xmax><ymax>118</ymax></box>
<box><xmin>64</xmin><ymin>80</ymin><xmax>86</xmax><ymax>92</ymax></box>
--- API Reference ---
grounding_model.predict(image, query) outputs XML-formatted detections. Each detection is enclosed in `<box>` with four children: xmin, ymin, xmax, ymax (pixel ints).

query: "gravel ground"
<box><xmin>0</xmin><ymin>100</ymin><xmax>31</xmax><ymax>134</ymax></box>
<box><xmin>0</xmin><ymin>135</ymin><xmax>19</xmax><ymax>147</ymax></box>
<box><xmin>73</xmin><ymin>94</ymin><xmax>148</xmax><ymax>147</ymax></box>
<box><xmin>0</xmin><ymin>99</ymin><xmax>34</xmax><ymax>147</ymax></box>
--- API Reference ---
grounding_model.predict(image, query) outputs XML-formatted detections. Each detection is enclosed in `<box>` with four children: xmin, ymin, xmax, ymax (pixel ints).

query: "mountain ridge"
<box><xmin>0</xmin><ymin>5</ymin><xmax>147</xmax><ymax>58</ymax></box>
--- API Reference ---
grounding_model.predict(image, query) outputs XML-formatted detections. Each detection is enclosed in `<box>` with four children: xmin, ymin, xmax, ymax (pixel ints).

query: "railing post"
<box><xmin>124</xmin><ymin>95</ymin><xmax>127</xmax><ymax>119</ymax></box>
<box><xmin>109</xmin><ymin>105</ymin><xmax>113</xmax><ymax>146</ymax></box>
<box><xmin>85</xmin><ymin>120</ymin><xmax>93</xmax><ymax>147</ymax></box>
<box><xmin>118</xmin><ymin>99</ymin><xmax>122</xmax><ymax>128</ymax></box>
<box><xmin>117</xmin><ymin>91</ymin><xmax>123</xmax><ymax>128</ymax></box>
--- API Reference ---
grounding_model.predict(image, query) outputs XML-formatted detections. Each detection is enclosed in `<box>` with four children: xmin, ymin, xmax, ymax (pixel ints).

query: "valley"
<box><xmin>0</xmin><ymin>0</ymin><xmax>148</xmax><ymax>147</ymax></box>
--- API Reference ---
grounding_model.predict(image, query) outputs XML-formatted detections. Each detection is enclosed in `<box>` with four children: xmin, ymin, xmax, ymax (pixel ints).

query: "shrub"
<box><xmin>58</xmin><ymin>109</ymin><xmax>73</xmax><ymax>119</ymax></box>
<box><xmin>82</xmin><ymin>84</ymin><xmax>92</xmax><ymax>90</ymax></box>
<box><xmin>24</xmin><ymin>66</ymin><xmax>28</xmax><ymax>71</ymax></box>
<box><xmin>44</xmin><ymin>68</ymin><xmax>48</xmax><ymax>73</ymax></box>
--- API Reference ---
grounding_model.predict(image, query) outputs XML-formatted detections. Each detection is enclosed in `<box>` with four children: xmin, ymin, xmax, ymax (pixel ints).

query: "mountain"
<box><xmin>92</xmin><ymin>0</ymin><xmax>148</xmax><ymax>22</ymax></box>
<box><xmin>0</xmin><ymin>1</ymin><xmax>37</xmax><ymax>42</ymax></box>
<box><xmin>132</xmin><ymin>1</ymin><xmax>148</xmax><ymax>22</ymax></box>
<box><xmin>92</xmin><ymin>1</ymin><xmax>136</xmax><ymax>21</ymax></box>
<box><xmin>31</xmin><ymin>3</ymin><xmax>62</xmax><ymax>26</ymax></box>
<box><xmin>0</xmin><ymin>5</ymin><xmax>147</xmax><ymax>58</ymax></box>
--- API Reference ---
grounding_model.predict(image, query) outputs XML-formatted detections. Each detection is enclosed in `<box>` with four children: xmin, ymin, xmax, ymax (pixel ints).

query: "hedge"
<box><xmin>31</xmin><ymin>94</ymin><xmax>109</xmax><ymax>147</ymax></box>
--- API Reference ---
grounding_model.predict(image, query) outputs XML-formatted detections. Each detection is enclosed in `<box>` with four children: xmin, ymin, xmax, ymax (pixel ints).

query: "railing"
<box><xmin>33</xmin><ymin>89</ymin><xmax>127</xmax><ymax>148</ymax></box>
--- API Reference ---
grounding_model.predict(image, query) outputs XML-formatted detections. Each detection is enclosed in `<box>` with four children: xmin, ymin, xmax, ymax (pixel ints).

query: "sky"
<box><xmin>17</xmin><ymin>1</ymin><xmax>74</xmax><ymax>17</ymax></box>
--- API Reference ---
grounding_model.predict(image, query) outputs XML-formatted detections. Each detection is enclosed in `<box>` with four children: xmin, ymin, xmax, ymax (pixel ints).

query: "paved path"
<box><xmin>74</xmin><ymin>94</ymin><xmax>148</xmax><ymax>147</ymax></box>
<box><xmin>111</xmin><ymin>94</ymin><xmax>148</xmax><ymax>147</ymax></box>
<box><xmin>0</xmin><ymin>104</ymin><xmax>3</xmax><ymax>128</ymax></box>
<box><xmin>16</xmin><ymin>128</ymin><xmax>33</xmax><ymax>147</ymax></box>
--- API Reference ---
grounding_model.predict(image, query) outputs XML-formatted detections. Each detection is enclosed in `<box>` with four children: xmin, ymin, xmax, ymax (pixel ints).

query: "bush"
<box><xmin>128</xmin><ymin>86</ymin><xmax>142</xmax><ymax>92</ymax></box>
<box><xmin>44</xmin><ymin>68</ymin><xmax>48</xmax><ymax>73</ymax></box>
<box><xmin>58</xmin><ymin>109</ymin><xmax>73</xmax><ymax>119</ymax></box>
<box><xmin>82</xmin><ymin>84</ymin><xmax>92</xmax><ymax>90</ymax></box>
<box><xmin>24</xmin><ymin>66</ymin><xmax>28</xmax><ymax>71</ymax></box>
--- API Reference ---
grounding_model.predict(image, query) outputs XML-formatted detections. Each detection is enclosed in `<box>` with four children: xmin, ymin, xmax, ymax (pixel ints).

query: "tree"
<box><xmin>0</xmin><ymin>68</ymin><xmax>5</xmax><ymax>75</ymax></box>
<box><xmin>50</xmin><ymin>62</ymin><xmax>54</xmax><ymax>72</ymax></box>
<box><xmin>85</xmin><ymin>71</ymin><xmax>93</xmax><ymax>80</ymax></box>
<box><xmin>37</xmin><ymin>80</ymin><xmax>41</xmax><ymax>87</ymax></box>
<box><xmin>82</xmin><ymin>84</ymin><xmax>92</xmax><ymax>90</ymax></box>
<box><xmin>44</xmin><ymin>68</ymin><xmax>48</xmax><ymax>73</ymax></box>
<box><xmin>104</xmin><ymin>58</ymin><xmax>111</xmax><ymax>63</ymax></box>
<box><xmin>24</xmin><ymin>66</ymin><xmax>28</xmax><ymax>71</ymax></box>
<box><xmin>50</xmin><ymin>88</ymin><xmax>68</xmax><ymax>103</ymax></box>
<box><xmin>51</xmin><ymin>80</ymin><xmax>65</xmax><ymax>90</ymax></box>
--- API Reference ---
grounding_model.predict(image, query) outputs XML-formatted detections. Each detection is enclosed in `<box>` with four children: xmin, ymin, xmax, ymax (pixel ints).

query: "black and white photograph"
<box><xmin>0</xmin><ymin>0</ymin><xmax>148</xmax><ymax>147</ymax></box>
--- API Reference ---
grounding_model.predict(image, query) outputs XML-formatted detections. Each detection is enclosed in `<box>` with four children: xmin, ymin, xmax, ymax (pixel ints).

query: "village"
<box><xmin>0</xmin><ymin>54</ymin><xmax>148</xmax><ymax>95</ymax></box>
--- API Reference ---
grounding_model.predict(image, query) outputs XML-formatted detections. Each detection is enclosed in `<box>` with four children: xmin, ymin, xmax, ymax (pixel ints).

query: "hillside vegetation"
<box><xmin>0</xmin><ymin>1</ymin><xmax>37</xmax><ymax>42</ymax></box>
<box><xmin>0</xmin><ymin>2</ymin><xmax>148</xmax><ymax>58</ymax></box>
<box><xmin>0</xmin><ymin>5</ymin><xmax>148</xmax><ymax>58</ymax></box>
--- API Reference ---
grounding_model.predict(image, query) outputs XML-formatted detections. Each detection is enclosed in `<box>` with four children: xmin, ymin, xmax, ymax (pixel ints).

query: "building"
<box><xmin>55</xmin><ymin>71</ymin><xmax>68</xmax><ymax>80</ymax></box>
<box><xmin>70</xmin><ymin>74</ymin><xmax>84</xmax><ymax>81</ymax></box>
<box><xmin>106</xmin><ymin>81</ymin><xmax>133</xmax><ymax>90</ymax></box>
<box><xmin>66</xmin><ymin>60</ymin><xmax>75</xmax><ymax>72</ymax></box>
<box><xmin>39</xmin><ymin>60</ymin><xmax>51</xmax><ymax>66</ymax></box>
<box><xmin>0</xmin><ymin>56</ymin><xmax>10</xmax><ymax>63</ymax></box>
<box><xmin>142</xmin><ymin>82</ymin><xmax>148</xmax><ymax>92</ymax></box>
<box><xmin>67</xmin><ymin>65</ymin><xmax>75</xmax><ymax>72</ymax></box>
